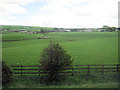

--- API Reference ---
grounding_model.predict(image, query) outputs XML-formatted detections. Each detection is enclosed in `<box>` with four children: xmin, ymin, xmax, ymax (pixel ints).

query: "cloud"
<box><xmin>0</xmin><ymin>17</ymin><xmax>13</xmax><ymax>25</ymax></box>
<box><xmin>0</xmin><ymin>0</ymin><xmax>38</xmax><ymax>25</ymax></box>
<box><xmin>0</xmin><ymin>0</ymin><xmax>47</xmax><ymax>16</ymax></box>
<box><xmin>29</xmin><ymin>0</ymin><xmax>118</xmax><ymax>28</ymax></box>
<box><xmin>8</xmin><ymin>16</ymin><xmax>16</xmax><ymax>20</ymax></box>
<box><xmin>0</xmin><ymin>0</ymin><xmax>119</xmax><ymax>28</ymax></box>
<box><xmin>0</xmin><ymin>0</ymin><xmax>32</xmax><ymax>16</ymax></box>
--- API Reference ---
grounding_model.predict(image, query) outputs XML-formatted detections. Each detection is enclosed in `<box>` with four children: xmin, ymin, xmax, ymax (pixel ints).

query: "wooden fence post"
<box><xmin>72</xmin><ymin>67</ymin><xmax>74</xmax><ymax>76</ymax></box>
<box><xmin>21</xmin><ymin>65</ymin><xmax>23</xmax><ymax>76</ymax></box>
<box><xmin>11</xmin><ymin>64</ymin><xmax>119</xmax><ymax>77</ymax></box>
<box><xmin>117</xmin><ymin>64</ymin><xmax>119</xmax><ymax>72</ymax></box>
<box><xmin>102</xmin><ymin>65</ymin><xmax>104</xmax><ymax>75</ymax></box>
<box><xmin>39</xmin><ymin>65</ymin><xmax>40</xmax><ymax>76</ymax></box>
<box><xmin>116</xmin><ymin>64</ymin><xmax>119</xmax><ymax>81</ymax></box>
<box><xmin>86</xmin><ymin>65</ymin><xmax>90</xmax><ymax>82</ymax></box>
<box><xmin>117</xmin><ymin>64</ymin><xmax>119</xmax><ymax>77</ymax></box>
<box><xmin>87</xmin><ymin>65</ymin><xmax>90</xmax><ymax>76</ymax></box>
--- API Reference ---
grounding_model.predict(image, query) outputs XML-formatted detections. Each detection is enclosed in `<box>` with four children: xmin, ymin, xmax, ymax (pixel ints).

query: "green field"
<box><xmin>2</xmin><ymin>32</ymin><xmax>118</xmax><ymax>66</ymax></box>
<box><xmin>2</xmin><ymin>32</ymin><xmax>43</xmax><ymax>41</ymax></box>
<box><xmin>2</xmin><ymin>32</ymin><xmax>118</xmax><ymax>88</ymax></box>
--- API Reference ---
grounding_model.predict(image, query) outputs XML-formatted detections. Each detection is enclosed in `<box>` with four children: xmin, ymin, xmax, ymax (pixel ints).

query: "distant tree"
<box><xmin>40</xmin><ymin>28</ymin><xmax>48</xmax><ymax>33</ymax></box>
<box><xmin>59</xmin><ymin>28</ymin><xmax>64</xmax><ymax>30</ymax></box>
<box><xmin>40</xmin><ymin>42</ymin><xmax>73</xmax><ymax>82</ymax></box>
<box><xmin>102</xmin><ymin>25</ymin><xmax>116</xmax><ymax>32</ymax></box>
<box><xmin>53</xmin><ymin>27</ymin><xmax>59</xmax><ymax>31</ymax></box>
<box><xmin>70</xmin><ymin>29</ymin><xmax>77</xmax><ymax>32</ymax></box>
<box><xmin>102</xmin><ymin>25</ymin><xmax>110</xmax><ymax>31</ymax></box>
<box><xmin>111</xmin><ymin>27</ymin><xmax>116</xmax><ymax>31</ymax></box>
<box><xmin>92</xmin><ymin>29</ymin><xmax>97</xmax><ymax>32</ymax></box>
<box><xmin>40</xmin><ymin>28</ymin><xmax>45</xmax><ymax>33</ymax></box>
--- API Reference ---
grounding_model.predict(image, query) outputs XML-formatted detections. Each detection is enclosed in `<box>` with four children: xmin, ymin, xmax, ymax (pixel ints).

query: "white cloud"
<box><xmin>0</xmin><ymin>0</ymin><xmax>38</xmax><ymax>25</ymax></box>
<box><xmin>0</xmin><ymin>0</ymin><xmax>119</xmax><ymax>28</ymax></box>
<box><xmin>0</xmin><ymin>0</ymin><xmax>33</xmax><ymax>16</ymax></box>
<box><xmin>8</xmin><ymin>16</ymin><xmax>16</xmax><ymax>20</ymax></box>
<box><xmin>0</xmin><ymin>0</ymin><xmax>47</xmax><ymax>16</ymax></box>
<box><xmin>29</xmin><ymin>0</ymin><xmax>119</xmax><ymax>28</ymax></box>
<box><xmin>0</xmin><ymin>17</ymin><xmax>13</xmax><ymax>25</ymax></box>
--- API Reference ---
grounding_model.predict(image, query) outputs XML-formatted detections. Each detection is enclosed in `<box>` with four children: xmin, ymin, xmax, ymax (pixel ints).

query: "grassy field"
<box><xmin>2</xmin><ymin>32</ymin><xmax>118</xmax><ymax>66</ymax></box>
<box><xmin>2</xmin><ymin>32</ymin><xmax>43</xmax><ymax>41</ymax></box>
<box><xmin>2</xmin><ymin>32</ymin><xmax>118</xmax><ymax>88</ymax></box>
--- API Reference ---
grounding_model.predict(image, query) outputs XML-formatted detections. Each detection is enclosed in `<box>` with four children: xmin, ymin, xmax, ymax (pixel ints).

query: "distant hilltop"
<box><xmin>1</xmin><ymin>25</ymin><xmax>118</xmax><ymax>33</ymax></box>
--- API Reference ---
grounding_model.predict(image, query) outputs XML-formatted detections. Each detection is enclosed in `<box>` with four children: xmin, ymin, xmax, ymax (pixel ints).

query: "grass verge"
<box><xmin>3</xmin><ymin>73</ymin><xmax>118</xmax><ymax>88</ymax></box>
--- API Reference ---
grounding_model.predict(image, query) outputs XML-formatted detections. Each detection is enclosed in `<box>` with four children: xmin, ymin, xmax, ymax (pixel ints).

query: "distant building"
<box><xmin>13</xmin><ymin>30</ymin><xmax>19</xmax><ymax>32</ymax></box>
<box><xmin>115</xmin><ymin>29</ymin><xmax>118</xmax><ymax>31</ymax></box>
<box><xmin>98</xmin><ymin>30</ymin><xmax>101</xmax><ymax>32</ymax></box>
<box><xmin>65</xmin><ymin>30</ymin><xmax>70</xmax><ymax>32</ymax></box>
<box><xmin>77</xmin><ymin>30</ymin><xmax>82</xmax><ymax>32</ymax></box>
<box><xmin>27</xmin><ymin>31</ymin><xmax>33</xmax><ymax>33</ymax></box>
<box><xmin>20</xmin><ymin>31</ymin><xmax>28</xmax><ymax>33</ymax></box>
<box><xmin>87</xmin><ymin>28</ymin><xmax>92</xmax><ymax>32</ymax></box>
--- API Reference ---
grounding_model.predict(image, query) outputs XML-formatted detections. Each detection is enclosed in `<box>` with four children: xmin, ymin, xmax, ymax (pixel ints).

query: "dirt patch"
<box><xmin>68</xmin><ymin>40</ymin><xmax>74</xmax><ymax>41</ymax></box>
<box><xmin>2</xmin><ymin>39</ymin><xmax>29</xmax><ymax>42</ymax></box>
<box><xmin>37</xmin><ymin>37</ymin><xmax>52</xmax><ymax>39</ymax></box>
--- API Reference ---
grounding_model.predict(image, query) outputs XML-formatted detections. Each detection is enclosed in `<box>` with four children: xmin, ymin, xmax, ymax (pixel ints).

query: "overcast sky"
<box><xmin>0</xmin><ymin>0</ymin><xmax>119</xmax><ymax>28</ymax></box>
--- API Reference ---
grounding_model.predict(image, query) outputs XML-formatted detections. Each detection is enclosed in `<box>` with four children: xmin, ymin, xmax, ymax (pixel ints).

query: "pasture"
<box><xmin>2</xmin><ymin>32</ymin><xmax>118</xmax><ymax>88</ymax></box>
<box><xmin>2</xmin><ymin>32</ymin><xmax>118</xmax><ymax>66</ymax></box>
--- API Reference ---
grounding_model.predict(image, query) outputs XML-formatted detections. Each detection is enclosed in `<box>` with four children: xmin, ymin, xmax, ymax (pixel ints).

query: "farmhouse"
<box><xmin>86</xmin><ymin>28</ymin><xmax>92</xmax><ymax>32</ymax></box>
<box><xmin>20</xmin><ymin>31</ymin><xmax>28</xmax><ymax>33</ymax></box>
<box><xmin>65</xmin><ymin>30</ymin><xmax>70</xmax><ymax>32</ymax></box>
<box><xmin>98</xmin><ymin>30</ymin><xmax>101</xmax><ymax>32</ymax></box>
<box><xmin>13</xmin><ymin>30</ymin><xmax>19</xmax><ymax>32</ymax></box>
<box><xmin>77</xmin><ymin>30</ymin><xmax>82</xmax><ymax>32</ymax></box>
<box><xmin>115</xmin><ymin>28</ymin><xmax>118</xmax><ymax>31</ymax></box>
<box><xmin>27</xmin><ymin>31</ymin><xmax>33</xmax><ymax>33</ymax></box>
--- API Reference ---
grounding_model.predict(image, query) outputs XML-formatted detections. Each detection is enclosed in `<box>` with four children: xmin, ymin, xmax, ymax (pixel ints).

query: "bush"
<box><xmin>2</xmin><ymin>61</ymin><xmax>12</xmax><ymax>85</ymax></box>
<box><xmin>40</xmin><ymin>42</ymin><xmax>73</xmax><ymax>82</ymax></box>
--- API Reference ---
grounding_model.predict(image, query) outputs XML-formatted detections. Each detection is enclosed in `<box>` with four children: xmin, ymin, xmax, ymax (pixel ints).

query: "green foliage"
<box><xmin>1</xmin><ymin>25</ymin><xmax>54</xmax><ymax>32</ymax></box>
<box><xmin>40</xmin><ymin>42</ymin><xmax>73</xmax><ymax>82</ymax></box>
<box><xmin>102</xmin><ymin>25</ymin><xmax>116</xmax><ymax>32</ymax></box>
<box><xmin>2</xmin><ymin>61</ymin><xmax>12</xmax><ymax>85</ymax></box>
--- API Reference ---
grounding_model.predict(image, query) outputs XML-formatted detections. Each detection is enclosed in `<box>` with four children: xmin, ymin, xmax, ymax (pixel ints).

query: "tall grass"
<box><xmin>4</xmin><ymin>73</ymin><xmax>118</xmax><ymax>88</ymax></box>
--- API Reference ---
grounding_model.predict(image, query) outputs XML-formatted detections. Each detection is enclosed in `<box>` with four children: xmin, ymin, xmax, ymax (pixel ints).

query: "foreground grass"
<box><xmin>3</xmin><ymin>73</ymin><xmax>118</xmax><ymax>88</ymax></box>
<box><xmin>2</xmin><ymin>32</ymin><xmax>118</xmax><ymax>66</ymax></box>
<box><xmin>7</xmin><ymin>82</ymin><xmax>118</xmax><ymax>88</ymax></box>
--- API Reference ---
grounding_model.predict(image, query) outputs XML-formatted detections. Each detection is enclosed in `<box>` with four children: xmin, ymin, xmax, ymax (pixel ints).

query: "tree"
<box><xmin>111</xmin><ymin>27</ymin><xmax>116</xmax><ymax>31</ymax></box>
<box><xmin>2</xmin><ymin>61</ymin><xmax>12</xmax><ymax>85</ymax></box>
<box><xmin>102</xmin><ymin>25</ymin><xmax>110</xmax><ymax>31</ymax></box>
<box><xmin>40</xmin><ymin>42</ymin><xmax>73</xmax><ymax>82</ymax></box>
<box><xmin>40</xmin><ymin>28</ymin><xmax>45</xmax><ymax>33</ymax></box>
<box><xmin>102</xmin><ymin>25</ymin><xmax>116</xmax><ymax>32</ymax></box>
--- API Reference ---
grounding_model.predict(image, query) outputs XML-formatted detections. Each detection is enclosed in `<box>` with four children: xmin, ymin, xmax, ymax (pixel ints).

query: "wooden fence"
<box><xmin>11</xmin><ymin>64</ymin><xmax>120</xmax><ymax>76</ymax></box>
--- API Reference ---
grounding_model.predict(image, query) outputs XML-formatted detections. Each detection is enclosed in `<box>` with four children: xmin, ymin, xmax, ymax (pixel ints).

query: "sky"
<box><xmin>0</xmin><ymin>0</ymin><xmax>119</xmax><ymax>28</ymax></box>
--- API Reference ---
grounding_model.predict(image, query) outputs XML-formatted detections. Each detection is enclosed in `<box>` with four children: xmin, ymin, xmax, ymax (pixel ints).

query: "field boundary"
<box><xmin>11</xmin><ymin>64</ymin><xmax>120</xmax><ymax>76</ymax></box>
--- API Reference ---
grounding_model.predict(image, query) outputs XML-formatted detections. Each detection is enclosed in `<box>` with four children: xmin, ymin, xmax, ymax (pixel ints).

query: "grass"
<box><xmin>7</xmin><ymin>82</ymin><xmax>118</xmax><ymax>88</ymax></box>
<box><xmin>2</xmin><ymin>32</ymin><xmax>43</xmax><ymax>41</ymax></box>
<box><xmin>2</xmin><ymin>32</ymin><xmax>118</xmax><ymax>66</ymax></box>
<box><xmin>2</xmin><ymin>32</ymin><xmax>118</xmax><ymax>88</ymax></box>
<box><xmin>4</xmin><ymin>73</ymin><xmax>118</xmax><ymax>88</ymax></box>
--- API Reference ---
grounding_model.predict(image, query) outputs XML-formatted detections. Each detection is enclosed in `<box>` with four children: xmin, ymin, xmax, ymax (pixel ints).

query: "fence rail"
<box><xmin>11</xmin><ymin>64</ymin><xmax>120</xmax><ymax>76</ymax></box>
